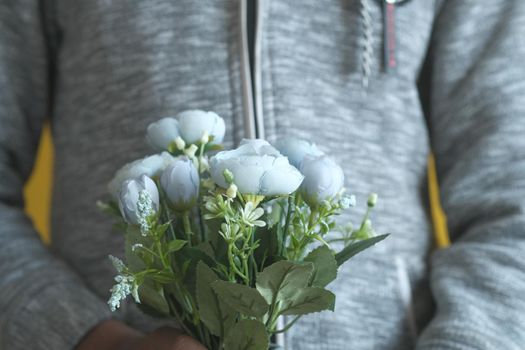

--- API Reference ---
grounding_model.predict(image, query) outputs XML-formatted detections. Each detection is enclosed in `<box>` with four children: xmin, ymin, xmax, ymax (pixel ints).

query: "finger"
<box><xmin>151</xmin><ymin>327</ymin><xmax>206</xmax><ymax>350</ymax></box>
<box><xmin>171</xmin><ymin>334</ymin><xmax>207</xmax><ymax>350</ymax></box>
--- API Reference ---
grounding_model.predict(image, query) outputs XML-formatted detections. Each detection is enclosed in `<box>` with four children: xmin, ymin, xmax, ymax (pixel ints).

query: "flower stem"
<box><xmin>227</xmin><ymin>241</ymin><xmax>248</xmax><ymax>283</ymax></box>
<box><xmin>292</xmin><ymin>208</ymin><xmax>320</xmax><ymax>260</ymax></box>
<box><xmin>182</xmin><ymin>211</ymin><xmax>196</xmax><ymax>246</ymax></box>
<box><xmin>281</xmin><ymin>194</ymin><xmax>295</xmax><ymax>258</ymax></box>
<box><xmin>273</xmin><ymin>315</ymin><xmax>302</xmax><ymax>334</ymax></box>
<box><xmin>166</xmin><ymin>294</ymin><xmax>196</xmax><ymax>338</ymax></box>
<box><xmin>197</xmin><ymin>144</ymin><xmax>205</xmax><ymax>172</ymax></box>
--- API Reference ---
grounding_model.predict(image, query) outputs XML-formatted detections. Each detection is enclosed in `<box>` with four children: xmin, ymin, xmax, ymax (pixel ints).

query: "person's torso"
<box><xmin>49</xmin><ymin>1</ymin><xmax>438</xmax><ymax>348</ymax></box>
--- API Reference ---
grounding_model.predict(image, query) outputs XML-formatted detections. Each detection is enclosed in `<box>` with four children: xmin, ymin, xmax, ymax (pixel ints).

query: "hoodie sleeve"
<box><xmin>417</xmin><ymin>1</ymin><xmax>525</xmax><ymax>349</ymax></box>
<box><xmin>0</xmin><ymin>1</ymin><xmax>111</xmax><ymax>349</ymax></box>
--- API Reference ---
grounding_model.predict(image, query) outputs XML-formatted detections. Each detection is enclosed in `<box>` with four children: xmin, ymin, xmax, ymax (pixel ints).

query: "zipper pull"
<box><xmin>383</xmin><ymin>0</ymin><xmax>398</xmax><ymax>72</ymax></box>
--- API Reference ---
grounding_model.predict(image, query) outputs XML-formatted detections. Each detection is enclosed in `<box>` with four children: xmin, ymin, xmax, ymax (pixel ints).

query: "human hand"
<box><xmin>76</xmin><ymin>319</ymin><xmax>206</xmax><ymax>350</ymax></box>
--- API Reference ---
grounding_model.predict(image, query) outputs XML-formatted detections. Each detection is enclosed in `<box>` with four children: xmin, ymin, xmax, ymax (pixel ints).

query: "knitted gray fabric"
<box><xmin>1</xmin><ymin>1</ymin><xmax>524</xmax><ymax>349</ymax></box>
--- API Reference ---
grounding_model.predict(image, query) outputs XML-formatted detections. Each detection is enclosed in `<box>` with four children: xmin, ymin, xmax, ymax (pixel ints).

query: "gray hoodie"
<box><xmin>1</xmin><ymin>0</ymin><xmax>524</xmax><ymax>349</ymax></box>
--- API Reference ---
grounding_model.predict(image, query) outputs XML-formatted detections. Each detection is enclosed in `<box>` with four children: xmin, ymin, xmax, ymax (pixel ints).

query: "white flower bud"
<box><xmin>226</xmin><ymin>184</ymin><xmax>238</xmax><ymax>199</ymax></box>
<box><xmin>300</xmin><ymin>155</ymin><xmax>344</xmax><ymax>208</ymax></box>
<box><xmin>202</xmin><ymin>178</ymin><xmax>216</xmax><ymax>189</ymax></box>
<box><xmin>367</xmin><ymin>193</ymin><xmax>378</xmax><ymax>207</ymax></box>
<box><xmin>118</xmin><ymin>175</ymin><xmax>159</xmax><ymax>226</ymax></box>
<box><xmin>175</xmin><ymin>136</ymin><xmax>186</xmax><ymax>150</ymax></box>
<box><xmin>200</xmin><ymin>131</ymin><xmax>210</xmax><ymax>145</ymax></box>
<box><xmin>223</xmin><ymin>169</ymin><xmax>235</xmax><ymax>184</ymax></box>
<box><xmin>200</xmin><ymin>157</ymin><xmax>210</xmax><ymax>173</ymax></box>
<box><xmin>184</xmin><ymin>144</ymin><xmax>199</xmax><ymax>158</ymax></box>
<box><xmin>131</xmin><ymin>243</ymin><xmax>144</xmax><ymax>252</ymax></box>
<box><xmin>160</xmin><ymin>156</ymin><xmax>200</xmax><ymax>212</ymax></box>
<box><xmin>340</xmin><ymin>195</ymin><xmax>356</xmax><ymax>209</ymax></box>
<box><xmin>320</xmin><ymin>200</ymin><xmax>332</xmax><ymax>211</ymax></box>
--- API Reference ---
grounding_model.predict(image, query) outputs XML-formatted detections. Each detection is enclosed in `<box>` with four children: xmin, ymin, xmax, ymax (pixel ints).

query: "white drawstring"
<box><xmin>360</xmin><ymin>0</ymin><xmax>374</xmax><ymax>89</ymax></box>
<box><xmin>395</xmin><ymin>256</ymin><xmax>418</xmax><ymax>342</ymax></box>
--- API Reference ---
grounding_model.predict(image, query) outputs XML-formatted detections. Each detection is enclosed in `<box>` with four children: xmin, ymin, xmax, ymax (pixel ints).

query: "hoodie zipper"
<box><xmin>241</xmin><ymin>4</ymin><xmax>283</xmax><ymax>347</ymax></box>
<box><xmin>240</xmin><ymin>0</ymin><xmax>264</xmax><ymax>139</ymax></box>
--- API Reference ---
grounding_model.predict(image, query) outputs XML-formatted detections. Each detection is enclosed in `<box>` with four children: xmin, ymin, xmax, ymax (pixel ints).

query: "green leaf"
<box><xmin>223</xmin><ymin>319</ymin><xmax>268</xmax><ymax>350</ymax></box>
<box><xmin>195</xmin><ymin>262</ymin><xmax>234</xmax><ymax>337</ymax></box>
<box><xmin>195</xmin><ymin>262</ymin><xmax>222</xmax><ymax>336</ymax></box>
<box><xmin>254</xmin><ymin>229</ymin><xmax>279</xmax><ymax>268</ymax></box>
<box><xmin>211</xmin><ymin>280</ymin><xmax>269</xmax><ymax>317</ymax></box>
<box><xmin>204</xmin><ymin>219</ymin><xmax>229</xmax><ymax>265</ymax></box>
<box><xmin>174</xmin><ymin>246</ymin><xmax>218</xmax><ymax>297</ymax></box>
<box><xmin>304</xmin><ymin>246</ymin><xmax>338</xmax><ymax>287</ymax></box>
<box><xmin>335</xmin><ymin>234</ymin><xmax>389</xmax><ymax>266</ymax></box>
<box><xmin>203</xmin><ymin>217</ymin><xmax>221</xmax><ymax>248</ymax></box>
<box><xmin>156</xmin><ymin>222</ymin><xmax>172</xmax><ymax>237</ymax></box>
<box><xmin>97</xmin><ymin>200</ymin><xmax>121</xmax><ymax>217</ymax></box>
<box><xmin>138</xmin><ymin>280</ymin><xmax>170</xmax><ymax>316</ymax></box>
<box><xmin>256</xmin><ymin>261</ymin><xmax>313</xmax><ymax>307</ymax></box>
<box><xmin>280</xmin><ymin>287</ymin><xmax>335</xmax><ymax>316</ymax></box>
<box><xmin>183</xmin><ymin>246</ymin><xmax>217</xmax><ymax>268</ymax></box>
<box><xmin>194</xmin><ymin>241</ymin><xmax>215</xmax><ymax>260</ymax></box>
<box><xmin>167</xmin><ymin>239</ymin><xmax>187</xmax><ymax>253</ymax></box>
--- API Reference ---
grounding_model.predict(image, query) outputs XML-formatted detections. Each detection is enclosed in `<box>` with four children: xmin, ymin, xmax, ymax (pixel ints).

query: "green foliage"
<box><xmin>335</xmin><ymin>234</ymin><xmax>389</xmax><ymax>266</ymax></box>
<box><xmin>212</xmin><ymin>280</ymin><xmax>269</xmax><ymax>317</ymax></box>
<box><xmin>174</xmin><ymin>246</ymin><xmax>219</xmax><ymax>299</ymax></box>
<box><xmin>223</xmin><ymin>319</ymin><xmax>269</xmax><ymax>350</ymax></box>
<box><xmin>280</xmin><ymin>287</ymin><xmax>335</xmax><ymax>315</ymax></box>
<box><xmin>256</xmin><ymin>261</ymin><xmax>313</xmax><ymax>305</ymax></box>
<box><xmin>304</xmin><ymin>246</ymin><xmax>338</xmax><ymax>288</ymax></box>
<box><xmin>137</xmin><ymin>280</ymin><xmax>170</xmax><ymax>316</ymax></box>
<box><xmin>168</xmin><ymin>239</ymin><xmax>187</xmax><ymax>253</ymax></box>
<box><xmin>196</xmin><ymin>262</ymin><xmax>234</xmax><ymax>337</ymax></box>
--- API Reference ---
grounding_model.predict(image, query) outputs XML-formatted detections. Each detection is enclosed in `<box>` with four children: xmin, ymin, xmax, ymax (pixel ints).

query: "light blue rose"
<box><xmin>108</xmin><ymin>152</ymin><xmax>175</xmax><ymax>199</ymax></box>
<box><xmin>160</xmin><ymin>156</ymin><xmax>200</xmax><ymax>211</ymax></box>
<box><xmin>300</xmin><ymin>155</ymin><xmax>345</xmax><ymax>207</ymax></box>
<box><xmin>274</xmin><ymin>137</ymin><xmax>324</xmax><ymax>169</ymax></box>
<box><xmin>210</xmin><ymin>139</ymin><xmax>304</xmax><ymax>196</ymax></box>
<box><xmin>118</xmin><ymin>175</ymin><xmax>159</xmax><ymax>225</ymax></box>
<box><xmin>178</xmin><ymin>110</ymin><xmax>226</xmax><ymax>145</ymax></box>
<box><xmin>146</xmin><ymin>117</ymin><xmax>180</xmax><ymax>151</ymax></box>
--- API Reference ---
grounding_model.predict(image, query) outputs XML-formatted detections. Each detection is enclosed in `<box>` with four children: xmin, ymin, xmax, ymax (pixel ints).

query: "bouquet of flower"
<box><xmin>99</xmin><ymin>110</ymin><xmax>388</xmax><ymax>350</ymax></box>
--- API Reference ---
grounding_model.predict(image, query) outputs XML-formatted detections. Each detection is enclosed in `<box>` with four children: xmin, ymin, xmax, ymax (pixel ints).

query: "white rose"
<box><xmin>160</xmin><ymin>156</ymin><xmax>200</xmax><ymax>211</ymax></box>
<box><xmin>108</xmin><ymin>152</ymin><xmax>174</xmax><ymax>199</ymax></box>
<box><xmin>210</xmin><ymin>139</ymin><xmax>303</xmax><ymax>196</ymax></box>
<box><xmin>300</xmin><ymin>155</ymin><xmax>344</xmax><ymax>207</ymax></box>
<box><xmin>274</xmin><ymin>137</ymin><xmax>324</xmax><ymax>169</ymax></box>
<box><xmin>177</xmin><ymin>110</ymin><xmax>226</xmax><ymax>145</ymax></box>
<box><xmin>145</xmin><ymin>117</ymin><xmax>180</xmax><ymax>151</ymax></box>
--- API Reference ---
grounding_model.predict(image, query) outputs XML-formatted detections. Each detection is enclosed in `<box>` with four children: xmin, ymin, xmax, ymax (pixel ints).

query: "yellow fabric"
<box><xmin>23</xmin><ymin>125</ymin><xmax>450</xmax><ymax>248</ymax></box>
<box><xmin>428</xmin><ymin>154</ymin><xmax>450</xmax><ymax>248</ymax></box>
<box><xmin>23</xmin><ymin>123</ymin><xmax>53</xmax><ymax>244</ymax></box>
